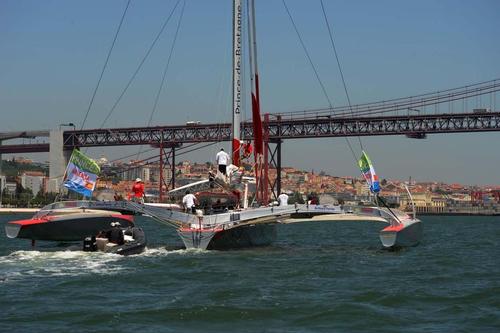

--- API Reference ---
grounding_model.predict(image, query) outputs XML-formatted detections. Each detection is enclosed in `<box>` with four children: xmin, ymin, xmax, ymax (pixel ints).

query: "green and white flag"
<box><xmin>63</xmin><ymin>149</ymin><xmax>100</xmax><ymax>197</ymax></box>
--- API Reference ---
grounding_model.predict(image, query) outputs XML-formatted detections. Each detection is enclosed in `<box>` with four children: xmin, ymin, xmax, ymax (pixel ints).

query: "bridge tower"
<box><xmin>48</xmin><ymin>130</ymin><xmax>71</xmax><ymax>193</ymax></box>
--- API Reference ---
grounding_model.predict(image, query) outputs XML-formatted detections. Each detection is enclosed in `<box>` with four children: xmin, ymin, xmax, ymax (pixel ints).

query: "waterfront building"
<box><xmin>13</xmin><ymin>156</ymin><xmax>33</xmax><ymax>164</ymax></box>
<box><xmin>20</xmin><ymin>171</ymin><xmax>45</xmax><ymax>195</ymax></box>
<box><xmin>179</xmin><ymin>161</ymin><xmax>191</xmax><ymax>175</ymax></box>
<box><xmin>190</xmin><ymin>163</ymin><xmax>210</xmax><ymax>176</ymax></box>
<box><xmin>120</xmin><ymin>160</ymin><xmax>151</xmax><ymax>182</ymax></box>
<box><xmin>0</xmin><ymin>175</ymin><xmax>5</xmax><ymax>193</ymax></box>
<box><xmin>400</xmin><ymin>192</ymin><xmax>447</xmax><ymax>213</ymax></box>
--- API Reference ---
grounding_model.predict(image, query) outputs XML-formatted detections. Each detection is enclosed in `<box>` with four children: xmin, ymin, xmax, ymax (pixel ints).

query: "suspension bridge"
<box><xmin>0</xmin><ymin>78</ymin><xmax>499</xmax><ymax>198</ymax></box>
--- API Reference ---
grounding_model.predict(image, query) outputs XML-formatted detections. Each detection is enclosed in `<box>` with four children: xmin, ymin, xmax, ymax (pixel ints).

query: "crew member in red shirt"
<box><xmin>131</xmin><ymin>178</ymin><xmax>145</xmax><ymax>204</ymax></box>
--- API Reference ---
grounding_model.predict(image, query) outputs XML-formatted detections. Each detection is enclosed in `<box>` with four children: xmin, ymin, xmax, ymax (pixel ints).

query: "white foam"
<box><xmin>134</xmin><ymin>247</ymin><xmax>209</xmax><ymax>257</ymax></box>
<box><xmin>0</xmin><ymin>250</ymin><xmax>125</xmax><ymax>282</ymax></box>
<box><xmin>0</xmin><ymin>246</ymin><xmax>213</xmax><ymax>283</ymax></box>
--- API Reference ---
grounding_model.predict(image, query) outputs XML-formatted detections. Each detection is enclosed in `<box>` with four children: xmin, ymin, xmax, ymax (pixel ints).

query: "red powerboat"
<box><xmin>5</xmin><ymin>201</ymin><xmax>134</xmax><ymax>242</ymax></box>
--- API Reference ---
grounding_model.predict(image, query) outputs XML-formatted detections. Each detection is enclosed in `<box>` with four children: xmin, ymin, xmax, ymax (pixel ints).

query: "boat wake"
<box><xmin>0</xmin><ymin>250</ymin><xmax>125</xmax><ymax>282</ymax></box>
<box><xmin>140</xmin><ymin>246</ymin><xmax>209</xmax><ymax>257</ymax></box>
<box><xmin>0</xmin><ymin>246</ymin><xmax>213</xmax><ymax>283</ymax></box>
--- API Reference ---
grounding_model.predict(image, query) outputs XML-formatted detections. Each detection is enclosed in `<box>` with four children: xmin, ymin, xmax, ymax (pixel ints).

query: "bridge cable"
<box><xmin>281</xmin><ymin>78</ymin><xmax>500</xmax><ymax>118</ymax></box>
<box><xmin>80</xmin><ymin>0</ymin><xmax>131</xmax><ymax>130</ymax></box>
<box><xmin>99</xmin><ymin>0</ymin><xmax>182</xmax><ymax>129</ymax></box>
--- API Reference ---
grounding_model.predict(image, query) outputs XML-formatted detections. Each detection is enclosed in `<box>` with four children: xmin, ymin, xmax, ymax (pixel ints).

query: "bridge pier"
<box><xmin>157</xmin><ymin>142</ymin><xmax>181</xmax><ymax>202</ymax></box>
<box><xmin>48</xmin><ymin>130</ymin><xmax>71</xmax><ymax>193</ymax></box>
<box><xmin>264</xmin><ymin>114</ymin><xmax>283</xmax><ymax>202</ymax></box>
<box><xmin>267</xmin><ymin>139</ymin><xmax>282</xmax><ymax>202</ymax></box>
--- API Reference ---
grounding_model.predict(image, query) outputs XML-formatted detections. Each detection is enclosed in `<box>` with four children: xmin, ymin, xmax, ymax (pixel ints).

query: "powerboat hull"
<box><xmin>110</xmin><ymin>227</ymin><xmax>146</xmax><ymax>255</ymax></box>
<box><xmin>86</xmin><ymin>227</ymin><xmax>146</xmax><ymax>256</ymax></box>
<box><xmin>5</xmin><ymin>211</ymin><xmax>134</xmax><ymax>241</ymax></box>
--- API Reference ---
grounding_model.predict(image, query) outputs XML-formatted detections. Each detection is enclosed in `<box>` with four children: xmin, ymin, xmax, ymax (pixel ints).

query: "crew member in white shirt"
<box><xmin>278</xmin><ymin>192</ymin><xmax>289</xmax><ymax>206</ymax></box>
<box><xmin>215</xmin><ymin>148</ymin><xmax>230</xmax><ymax>176</ymax></box>
<box><xmin>182</xmin><ymin>190</ymin><xmax>197</xmax><ymax>213</ymax></box>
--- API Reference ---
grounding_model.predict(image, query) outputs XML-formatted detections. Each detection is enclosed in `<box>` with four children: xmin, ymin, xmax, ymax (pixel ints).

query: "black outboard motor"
<box><xmin>83</xmin><ymin>236</ymin><xmax>97</xmax><ymax>252</ymax></box>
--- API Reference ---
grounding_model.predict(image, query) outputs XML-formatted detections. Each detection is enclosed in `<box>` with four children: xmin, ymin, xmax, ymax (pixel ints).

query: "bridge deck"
<box><xmin>0</xmin><ymin>112</ymin><xmax>498</xmax><ymax>153</ymax></box>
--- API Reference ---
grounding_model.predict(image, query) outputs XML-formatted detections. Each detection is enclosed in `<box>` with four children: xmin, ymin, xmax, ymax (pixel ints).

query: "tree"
<box><xmin>307</xmin><ymin>192</ymin><xmax>319</xmax><ymax>204</ymax></box>
<box><xmin>288</xmin><ymin>191</ymin><xmax>305</xmax><ymax>204</ymax></box>
<box><xmin>15</xmin><ymin>182</ymin><xmax>24</xmax><ymax>199</ymax></box>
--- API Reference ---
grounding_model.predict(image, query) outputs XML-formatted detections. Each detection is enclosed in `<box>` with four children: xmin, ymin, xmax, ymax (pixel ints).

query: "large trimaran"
<box><xmin>6</xmin><ymin>0</ymin><xmax>422</xmax><ymax>250</ymax></box>
<box><xmin>90</xmin><ymin>0</ymin><xmax>421</xmax><ymax>249</ymax></box>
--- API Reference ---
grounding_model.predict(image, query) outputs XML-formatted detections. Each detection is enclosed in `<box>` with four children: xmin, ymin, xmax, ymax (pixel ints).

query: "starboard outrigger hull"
<box><xmin>355</xmin><ymin>206</ymin><xmax>423</xmax><ymax>248</ymax></box>
<box><xmin>379</xmin><ymin>219</ymin><xmax>423</xmax><ymax>248</ymax></box>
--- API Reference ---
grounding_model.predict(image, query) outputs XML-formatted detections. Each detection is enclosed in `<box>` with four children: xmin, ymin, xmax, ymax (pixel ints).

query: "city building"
<box><xmin>20</xmin><ymin>171</ymin><xmax>45</xmax><ymax>195</ymax></box>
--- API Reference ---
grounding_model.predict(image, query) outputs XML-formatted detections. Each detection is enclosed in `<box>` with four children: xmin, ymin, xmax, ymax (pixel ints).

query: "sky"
<box><xmin>1</xmin><ymin>0</ymin><xmax>499</xmax><ymax>185</ymax></box>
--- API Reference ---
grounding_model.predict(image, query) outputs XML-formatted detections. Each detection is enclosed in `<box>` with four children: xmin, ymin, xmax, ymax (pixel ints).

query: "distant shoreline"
<box><xmin>418</xmin><ymin>212</ymin><xmax>500</xmax><ymax>217</ymax></box>
<box><xmin>0</xmin><ymin>208</ymin><xmax>38</xmax><ymax>214</ymax></box>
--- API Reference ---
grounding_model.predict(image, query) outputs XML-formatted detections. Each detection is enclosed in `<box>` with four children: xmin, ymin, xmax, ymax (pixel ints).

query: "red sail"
<box><xmin>252</xmin><ymin>74</ymin><xmax>263</xmax><ymax>156</ymax></box>
<box><xmin>232</xmin><ymin>138</ymin><xmax>241</xmax><ymax>167</ymax></box>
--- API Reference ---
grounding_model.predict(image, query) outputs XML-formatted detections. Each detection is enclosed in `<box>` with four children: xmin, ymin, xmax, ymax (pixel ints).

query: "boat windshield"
<box><xmin>33</xmin><ymin>200</ymin><xmax>93</xmax><ymax>218</ymax></box>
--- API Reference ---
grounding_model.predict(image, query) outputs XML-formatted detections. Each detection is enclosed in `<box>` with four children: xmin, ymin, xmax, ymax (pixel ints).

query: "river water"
<box><xmin>1</xmin><ymin>214</ymin><xmax>499</xmax><ymax>333</ymax></box>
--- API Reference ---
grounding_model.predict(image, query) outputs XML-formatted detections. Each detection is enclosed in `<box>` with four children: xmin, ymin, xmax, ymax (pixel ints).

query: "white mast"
<box><xmin>231</xmin><ymin>0</ymin><xmax>242</xmax><ymax>167</ymax></box>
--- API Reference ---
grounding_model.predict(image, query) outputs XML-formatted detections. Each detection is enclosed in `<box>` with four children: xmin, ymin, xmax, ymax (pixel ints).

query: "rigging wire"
<box><xmin>282</xmin><ymin>0</ymin><xmax>334</xmax><ymax>109</ymax></box>
<box><xmin>316</xmin><ymin>0</ymin><xmax>359</xmax><ymax>163</ymax></box>
<box><xmin>105</xmin><ymin>141</ymin><xmax>217</xmax><ymax>178</ymax></box>
<box><xmin>99</xmin><ymin>0</ymin><xmax>182</xmax><ymax>129</ymax></box>
<box><xmin>177</xmin><ymin>141</ymin><xmax>218</xmax><ymax>156</ymax></box>
<box><xmin>135</xmin><ymin>0</ymin><xmax>186</xmax><ymax>161</ymax></box>
<box><xmin>80</xmin><ymin>0</ymin><xmax>131</xmax><ymax>130</ymax></box>
<box><xmin>108</xmin><ymin>147</ymin><xmax>157</xmax><ymax>164</ymax></box>
<box><xmin>320</xmin><ymin>0</ymin><xmax>363</xmax><ymax>152</ymax></box>
<box><xmin>282</xmin><ymin>0</ymin><xmax>360</xmax><ymax>163</ymax></box>
<box><xmin>318</xmin><ymin>1</ymin><xmax>400</xmax><ymax>218</ymax></box>
<box><xmin>146</xmin><ymin>0</ymin><xmax>185</xmax><ymax>127</ymax></box>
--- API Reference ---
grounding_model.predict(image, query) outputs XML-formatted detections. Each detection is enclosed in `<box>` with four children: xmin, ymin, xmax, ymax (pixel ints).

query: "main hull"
<box><xmin>208</xmin><ymin>223</ymin><xmax>276</xmax><ymax>250</ymax></box>
<box><xmin>178</xmin><ymin>223</ymin><xmax>277</xmax><ymax>250</ymax></box>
